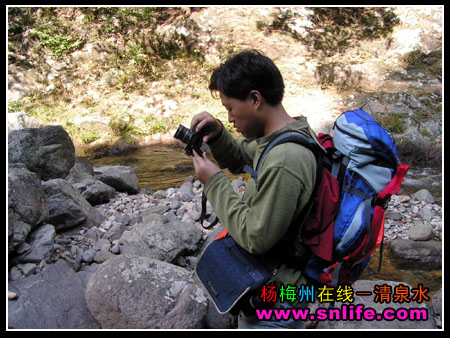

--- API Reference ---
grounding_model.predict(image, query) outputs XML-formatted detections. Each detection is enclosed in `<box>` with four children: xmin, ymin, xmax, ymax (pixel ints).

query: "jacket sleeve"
<box><xmin>204</xmin><ymin>143</ymin><xmax>316</xmax><ymax>255</ymax></box>
<box><xmin>207</xmin><ymin>126</ymin><xmax>256</xmax><ymax>174</ymax></box>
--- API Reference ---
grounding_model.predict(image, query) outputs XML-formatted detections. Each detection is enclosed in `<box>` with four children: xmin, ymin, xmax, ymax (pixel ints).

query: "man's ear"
<box><xmin>249</xmin><ymin>90</ymin><xmax>261</xmax><ymax>105</ymax></box>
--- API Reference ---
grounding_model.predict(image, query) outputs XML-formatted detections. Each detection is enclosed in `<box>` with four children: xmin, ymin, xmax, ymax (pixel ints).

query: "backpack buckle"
<box><xmin>373</xmin><ymin>195</ymin><xmax>391</xmax><ymax>210</ymax></box>
<box><xmin>331</xmin><ymin>150</ymin><xmax>342</xmax><ymax>161</ymax></box>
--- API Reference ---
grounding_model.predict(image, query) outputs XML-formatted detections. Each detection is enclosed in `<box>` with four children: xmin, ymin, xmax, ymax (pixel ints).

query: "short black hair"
<box><xmin>209</xmin><ymin>49</ymin><xmax>285</xmax><ymax>106</ymax></box>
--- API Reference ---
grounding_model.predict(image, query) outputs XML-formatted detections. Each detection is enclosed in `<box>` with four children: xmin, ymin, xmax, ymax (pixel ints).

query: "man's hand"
<box><xmin>192</xmin><ymin>150</ymin><xmax>221</xmax><ymax>184</ymax></box>
<box><xmin>190</xmin><ymin>111</ymin><xmax>223</xmax><ymax>143</ymax></box>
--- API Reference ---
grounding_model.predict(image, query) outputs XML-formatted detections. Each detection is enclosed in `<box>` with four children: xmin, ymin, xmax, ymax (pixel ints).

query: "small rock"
<box><xmin>418</xmin><ymin>204</ymin><xmax>434</xmax><ymax>222</ymax></box>
<box><xmin>111</xmin><ymin>241</ymin><xmax>121</xmax><ymax>254</ymax></box>
<box><xmin>385</xmin><ymin>210</ymin><xmax>402</xmax><ymax>221</ymax></box>
<box><xmin>399</xmin><ymin>195</ymin><xmax>411</xmax><ymax>203</ymax></box>
<box><xmin>153</xmin><ymin>190</ymin><xmax>167</xmax><ymax>199</ymax></box>
<box><xmin>412</xmin><ymin>189</ymin><xmax>435</xmax><ymax>204</ymax></box>
<box><xmin>179</xmin><ymin>184</ymin><xmax>194</xmax><ymax>196</ymax></box>
<box><xmin>17</xmin><ymin>263</ymin><xmax>37</xmax><ymax>277</ymax></box>
<box><xmin>94</xmin><ymin>249</ymin><xmax>114</xmax><ymax>264</ymax></box>
<box><xmin>407</xmin><ymin>221</ymin><xmax>433</xmax><ymax>241</ymax></box>
<box><xmin>81</xmin><ymin>249</ymin><xmax>96</xmax><ymax>263</ymax></box>
<box><xmin>169</xmin><ymin>200</ymin><xmax>181</xmax><ymax>210</ymax></box>
<box><xmin>188</xmin><ymin>210</ymin><xmax>201</xmax><ymax>221</ymax></box>
<box><xmin>9</xmin><ymin>266</ymin><xmax>24</xmax><ymax>281</ymax></box>
<box><xmin>180</xmin><ymin>193</ymin><xmax>193</xmax><ymax>202</ymax></box>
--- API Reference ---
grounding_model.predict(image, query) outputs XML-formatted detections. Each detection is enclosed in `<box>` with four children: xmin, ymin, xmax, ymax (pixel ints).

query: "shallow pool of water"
<box><xmin>89</xmin><ymin>144</ymin><xmax>243</xmax><ymax>192</ymax></box>
<box><xmin>361</xmin><ymin>246</ymin><xmax>442</xmax><ymax>296</ymax></box>
<box><xmin>398</xmin><ymin>165</ymin><xmax>442</xmax><ymax>205</ymax></box>
<box><xmin>89</xmin><ymin>144</ymin><xmax>442</xmax><ymax>202</ymax></box>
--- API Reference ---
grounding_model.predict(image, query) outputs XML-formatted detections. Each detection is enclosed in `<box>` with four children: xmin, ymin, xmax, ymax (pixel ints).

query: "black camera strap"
<box><xmin>200</xmin><ymin>192</ymin><xmax>219</xmax><ymax>229</ymax></box>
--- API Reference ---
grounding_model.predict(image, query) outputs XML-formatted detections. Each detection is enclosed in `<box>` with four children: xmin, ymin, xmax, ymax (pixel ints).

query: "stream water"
<box><xmin>88</xmin><ymin>143</ymin><xmax>442</xmax><ymax>296</ymax></box>
<box><xmin>89</xmin><ymin>143</ymin><xmax>442</xmax><ymax>203</ymax></box>
<box><xmin>89</xmin><ymin>143</ymin><xmax>243</xmax><ymax>192</ymax></box>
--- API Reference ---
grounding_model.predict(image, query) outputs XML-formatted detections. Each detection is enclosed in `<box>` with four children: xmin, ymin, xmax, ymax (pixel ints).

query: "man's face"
<box><xmin>219</xmin><ymin>92</ymin><xmax>263</xmax><ymax>138</ymax></box>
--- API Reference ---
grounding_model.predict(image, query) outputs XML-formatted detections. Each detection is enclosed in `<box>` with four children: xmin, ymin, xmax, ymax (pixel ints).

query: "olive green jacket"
<box><xmin>203</xmin><ymin>117</ymin><xmax>319</xmax><ymax>293</ymax></box>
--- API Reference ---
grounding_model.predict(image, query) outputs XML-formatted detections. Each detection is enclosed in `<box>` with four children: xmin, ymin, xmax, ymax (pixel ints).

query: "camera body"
<box><xmin>174</xmin><ymin>124</ymin><xmax>210</xmax><ymax>156</ymax></box>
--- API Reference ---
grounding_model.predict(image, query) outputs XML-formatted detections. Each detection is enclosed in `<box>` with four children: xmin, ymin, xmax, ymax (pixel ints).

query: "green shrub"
<box><xmin>375</xmin><ymin>112</ymin><xmax>407</xmax><ymax>134</ymax></box>
<box><xmin>31</xmin><ymin>27</ymin><xmax>86</xmax><ymax>58</ymax></box>
<box><xmin>267</xmin><ymin>7</ymin><xmax>401</xmax><ymax>57</ymax></box>
<box><xmin>109</xmin><ymin>114</ymin><xmax>136</xmax><ymax>137</ymax></box>
<box><xmin>8</xmin><ymin>7</ymin><xmax>38</xmax><ymax>36</ymax></box>
<box><xmin>401</xmin><ymin>49</ymin><xmax>442</xmax><ymax>76</ymax></box>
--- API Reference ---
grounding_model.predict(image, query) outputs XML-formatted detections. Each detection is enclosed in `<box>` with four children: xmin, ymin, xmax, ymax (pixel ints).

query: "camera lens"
<box><xmin>174</xmin><ymin>124</ymin><xmax>192</xmax><ymax>144</ymax></box>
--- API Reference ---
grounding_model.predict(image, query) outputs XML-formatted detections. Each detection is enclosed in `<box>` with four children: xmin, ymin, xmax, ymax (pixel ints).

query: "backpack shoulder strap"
<box><xmin>252</xmin><ymin>131</ymin><xmax>329</xmax><ymax>268</ymax></box>
<box><xmin>243</xmin><ymin>130</ymin><xmax>324</xmax><ymax>188</ymax></box>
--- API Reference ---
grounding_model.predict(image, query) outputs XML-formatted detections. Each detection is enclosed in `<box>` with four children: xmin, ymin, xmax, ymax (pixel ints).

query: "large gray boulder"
<box><xmin>8</xmin><ymin>125</ymin><xmax>76</xmax><ymax>181</ymax></box>
<box><xmin>94</xmin><ymin>165</ymin><xmax>139</xmax><ymax>194</ymax></box>
<box><xmin>67</xmin><ymin>158</ymin><xmax>116</xmax><ymax>206</ymax></box>
<box><xmin>8</xmin><ymin>209</ymin><xmax>31</xmax><ymax>257</ymax></box>
<box><xmin>389</xmin><ymin>239</ymin><xmax>441</xmax><ymax>269</ymax></box>
<box><xmin>8</xmin><ymin>163</ymin><xmax>48</xmax><ymax>254</ymax></box>
<box><xmin>412</xmin><ymin>189</ymin><xmax>436</xmax><ymax>204</ymax></box>
<box><xmin>74</xmin><ymin>179</ymin><xmax>116</xmax><ymax>206</ymax></box>
<box><xmin>119</xmin><ymin>220</ymin><xmax>202</xmax><ymax>263</ymax></box>
<box><xmin>8</xmin><ymin>259</ymin><xmax>101</xmax><ymax>329</ymax></box>
<box><xmin>15</xmin><ymin>223</ymin><xmax>55</xmax><ymax>264</ymax></box>
<box><xmin>66</xmin><ymin>157</ymin><xmax>95</xmax><ymax>183</ymax></box>
<box><xmin>43</xmin><ymin>178</ymin><xmax>104</xmax><ymax>233</ymax></box>
<box><xmin>85</xmin><ymin>254</ymin><xmax>208</xmax><ymax>329</ymax></box>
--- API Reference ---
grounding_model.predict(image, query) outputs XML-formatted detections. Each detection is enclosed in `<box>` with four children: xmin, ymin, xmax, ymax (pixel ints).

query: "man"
<box><xmin>191</xmin><ymin>50</ymin><xmax>318</xmax><ymax>329</ymax></box>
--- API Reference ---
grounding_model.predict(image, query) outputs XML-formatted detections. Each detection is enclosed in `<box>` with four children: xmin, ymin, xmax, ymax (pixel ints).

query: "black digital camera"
<box><xmin>174</xmin><ymin>124</ymin><xmax>210</xmax><ymax>156</ymax></box>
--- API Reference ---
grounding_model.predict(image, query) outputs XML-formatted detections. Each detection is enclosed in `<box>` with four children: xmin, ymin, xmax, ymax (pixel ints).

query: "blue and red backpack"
<box><xmin>243</xmin><ymin>106</ymin><xmax>410</xmax><ymax>287</ymax></box>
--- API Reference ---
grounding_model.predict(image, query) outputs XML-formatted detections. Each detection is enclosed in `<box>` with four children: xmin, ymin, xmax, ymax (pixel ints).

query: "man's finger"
<box><xmin>195</xmin><ymin>119</ymin><xmax>206</xmax><ymax>133</ymax></box>
<box><xmin>190</xmin><ymin>111</ymin><xmax>209</xmax><ymax>131</ymax></box>
<box><xmin>192</xmin><ymin>150</ymin><xmax>203</xmax><ymax>162</ymax></box>
<box><xmin>190</xmin><ymin>115</ymin><xmax>201</xmax><ymax>130</ymax></box>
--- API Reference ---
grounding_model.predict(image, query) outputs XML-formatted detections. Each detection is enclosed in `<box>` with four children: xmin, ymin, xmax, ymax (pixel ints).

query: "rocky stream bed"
<box><xmin>8</xmin><ymin>125</ymin><xmax>442</xmax><ymax>329</ymax></box>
